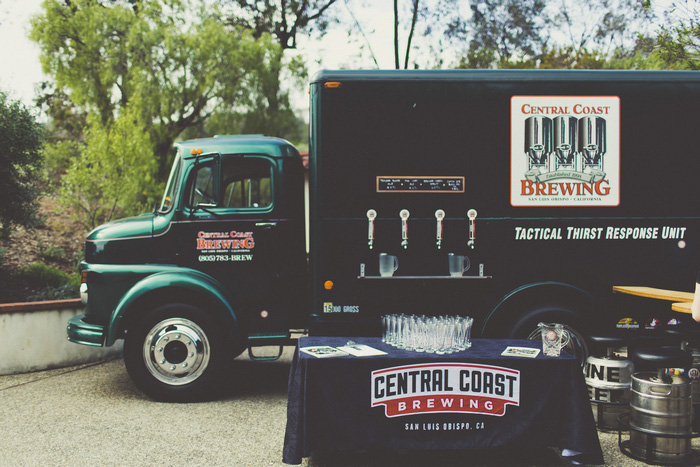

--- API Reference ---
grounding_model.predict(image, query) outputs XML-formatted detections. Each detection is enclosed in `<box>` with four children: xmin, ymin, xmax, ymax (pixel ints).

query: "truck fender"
<box><xmin>105</xmin><ymin>270</ymin><xmax>240</xmax><ymax>347</ymax></box>
<box><xmin>481</xmin><ymin>281</ymin><xmax>596</xmax><ymax>338</ymax></box>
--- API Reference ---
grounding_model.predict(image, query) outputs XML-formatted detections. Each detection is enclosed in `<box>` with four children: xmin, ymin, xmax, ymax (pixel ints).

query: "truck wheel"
<box><xmin>124</xmin><ymin>303</ymin><xmax>229</xmax><ymax>402</ymax></box>
<box><xmin>508</xmin><ymin>305</ymin><xmax>590</xmax><ymax>367</ymax></box>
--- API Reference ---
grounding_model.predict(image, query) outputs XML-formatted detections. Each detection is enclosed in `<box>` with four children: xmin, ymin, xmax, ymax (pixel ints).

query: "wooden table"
<box><xmin>612</xmin><ymin>286</ymin><xmax>694</xmax><ymax>314</ymax></box>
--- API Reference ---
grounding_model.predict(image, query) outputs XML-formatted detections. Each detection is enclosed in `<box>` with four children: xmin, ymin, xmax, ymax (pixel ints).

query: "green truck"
<box><xmin>69</xmin><ymin>70</ymin><xmax>700</xmax><ymax>401</ymax></box>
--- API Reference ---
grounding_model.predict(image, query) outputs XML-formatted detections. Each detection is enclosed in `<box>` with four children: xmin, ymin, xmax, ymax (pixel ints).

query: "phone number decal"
<box><xmin>198</xmin><ymin>254</ymin><xmax>253</xmax><ymax>262</ymax></box>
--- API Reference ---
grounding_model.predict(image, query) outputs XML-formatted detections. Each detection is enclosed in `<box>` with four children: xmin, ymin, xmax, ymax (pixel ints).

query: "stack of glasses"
<box><xmin>381</xmin><ymin>314</ymin><xmax>473</xmax><ymax>354</ymax></box>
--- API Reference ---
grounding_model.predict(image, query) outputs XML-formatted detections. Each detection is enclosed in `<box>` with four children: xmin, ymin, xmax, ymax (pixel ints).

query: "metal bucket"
<box><xmin>585</xmin><ymin>355</ymin><xmax>633</xmax><ymax>430</ymax></box>
<box><xmin>629</xmin><ymin>372</ymin><xmax>693</xmax><ymax>463</ymax></box>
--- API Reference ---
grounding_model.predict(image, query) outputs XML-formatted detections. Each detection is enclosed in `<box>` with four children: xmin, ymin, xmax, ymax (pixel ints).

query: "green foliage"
<box><xmin>20</xmin><ymin>262</ymin><xmax>78</xmax><ymax>288</ymax></box>
<box><xmin>31</xmin><ymin>0</ymin><xmax>305</xmax><ymax>184</ymax></box>
<box><xmin>0</xmin><ymin>92</ymin><xmax>45</xmax><ymax>239</ymax></box>
<box><xmin>453</xmin><ymin>0</ymin><xmax>656</xmax><ymax>70</ymax></box>
<box><xmin>182</xmin><ymin>43</ymin><xmax>308</xmax><ymax>144</ymax></box>
<box><xmin>28</xmin><ymin>283</ymin><xmax>79</xmax><ymax>301</ymax></box>
<box><xmin>39</xmin><ymin>243</ymin><xmax>66</xmax><ymax>262</ymax></box>
<box><xmin>58</xmin><ymin>107</ymin><xmax>160</xmax><ymax>230</ymax></box>
<box><xmin>655</xmin><ymin>2</ymin><xmax>700</xmax><ymax>70</ymax></box>
<box><xmin>42</xmin><ymin>140</ymin><xmax>83</xmax><ymax>190</ymax></box>
<box><xmin>20</xmin><ymin>262</ymin><xmax>80</xmax><ymax>301</ymax></box>
<box><xmin>467</xmin><ymin>0</ymin><xmax>548</xmax><ymax>64</ymax></box>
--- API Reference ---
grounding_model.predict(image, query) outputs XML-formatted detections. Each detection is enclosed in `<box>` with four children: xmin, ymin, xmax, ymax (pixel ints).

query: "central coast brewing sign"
<box><xmin>511</xmin><ymin>95</ymin><xmax>621</xmax><ymax>207</ymax></box>
<box><xmin>371</xmin><ymin>363</ymin><xmax>520</xmax><ymax>418</ymax></box>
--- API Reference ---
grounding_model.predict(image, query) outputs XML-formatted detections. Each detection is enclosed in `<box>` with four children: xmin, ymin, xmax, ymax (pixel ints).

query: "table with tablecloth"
<box><xmin>283</xmin><ymin>336</ymin><xmax>603</xmax><ymax>464</ymax></box>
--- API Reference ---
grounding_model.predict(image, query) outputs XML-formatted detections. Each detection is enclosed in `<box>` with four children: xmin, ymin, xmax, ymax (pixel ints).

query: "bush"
<box><xmin>19</xmin><ymin>262</ymin><xmax>79</xmax><ymax>300</ymax></box>
<box><xmin>28</xmin><ymin>283</ymin><xmax>79</xmax><ymax>301</ymax></box>
<box><xmin>39</xmin><ymin>243</ymin><xmax>66</xmax><ymax>262</ymax></box>
<box><xmin>0</xmin><ymin>92</ymin><xmax>44</xmax><ymax>239</ymax></box>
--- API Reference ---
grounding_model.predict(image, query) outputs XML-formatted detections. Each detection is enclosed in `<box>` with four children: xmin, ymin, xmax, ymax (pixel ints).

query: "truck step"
<box><xmin>247</xmin><ymin>332</ymin><xmax>297</xmax><ymax>361</ymax></box>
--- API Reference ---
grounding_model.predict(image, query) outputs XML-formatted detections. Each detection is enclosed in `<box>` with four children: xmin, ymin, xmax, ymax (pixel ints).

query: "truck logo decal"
<box><xmin>371</xmin><ymin>363</ymin><xmax>520</xmax><ymax>418</ymax></box>
<box><xmin>511</xmin><ymin>96</ymin><xmax>620</xmax><ymax>207</ymax></box>
<box><xmin>196</xmin><ymin>230</ymin><xmax>255</xmax><ymax>262</ymax></box>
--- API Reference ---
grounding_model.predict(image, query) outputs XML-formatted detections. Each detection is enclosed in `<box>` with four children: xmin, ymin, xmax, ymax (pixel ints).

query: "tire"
<box><xmin>124</xmin><ymin>303</ymin><xmax>230</xmax><ymax>402</ymax></box>
<box><xmin>508</xmin><ymin>305</ymin><xmax>590</xmax><ymax>367</ymax></box>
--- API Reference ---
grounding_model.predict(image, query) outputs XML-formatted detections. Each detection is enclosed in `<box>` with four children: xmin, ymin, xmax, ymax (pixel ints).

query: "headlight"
<box><xmin>79</xmin><ymin>282</ymin><xmax>88</xmax><ymax>304</ymax></box>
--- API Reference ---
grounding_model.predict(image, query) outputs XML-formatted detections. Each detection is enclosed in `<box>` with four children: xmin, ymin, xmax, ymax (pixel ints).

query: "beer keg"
<box><xmin>585</xmin><ymin>354</ymin><xmax>633</xmax><ymax>430</ymax></box>
<box><xmin>629</xmin><ymin>372</ymin><xmax>693</xmax><ymax>463</ymax></box>
<box><xmin>682</xmin><ymin>342</ymin><xmax>700</xmax><ymax>431</ymax></box>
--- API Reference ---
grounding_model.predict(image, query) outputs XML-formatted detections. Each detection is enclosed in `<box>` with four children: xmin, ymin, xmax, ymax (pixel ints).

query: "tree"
<box><xmin>31</xmin><ymin>0</ymin><xmax>304</xmax><ymax>227</ymax></box>
<box><xmin>655</xmin><ymin>1</ymin><xmax>700</xmax><ymax>70</ymax></box>
<box><xmin>447</xmin><ymin>0</ymin><xmax>548</xmax><ymax>68</ymax></box>
<box><xmin>454</xmin><ymin>0</ymin><xmax>654</xmax><ymax>69</ymax></box>
<box><xmin>551</xmin><ymin>0</ymin><xmax>653</xmax><ymax>58</ymax></box>
<box><xmin>59</xmin><ymin>106</ymin><xmax>158</xmax><ymax>230</ymax></box>
<box><xmin>219</xmin><ymin>0</ymin><xmax>336</xmax><ymax>138</ymax></box>
<box><xmin>35</xmin><ymin>82</ymin><xmax>87</xmax><ymax>189</ymax></box>
<box><xmin>392</xmin><ymin>0</ymin><xmax>428</xmax><ymax>69</ymax></box>
<box><xmin>30</xmin><ymin>0</ymin><xmax>299</xmax><ymax>180</ymax></box>
<box><xmin>0</xmin><ymin>91</ymin><xmax>44</xmax><ymax>239</ymax></box>
<box><xmin>223</xmin><ymin>0</ymin><xmax>340</xmax><ymax>50</ymax></box>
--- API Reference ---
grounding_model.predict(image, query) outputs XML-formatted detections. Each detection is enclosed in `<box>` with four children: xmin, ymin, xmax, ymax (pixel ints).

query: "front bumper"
<box><xmin>67</xmin><ymin>314</ymin><xmax>106</xmax><ymax>347</ymax></box>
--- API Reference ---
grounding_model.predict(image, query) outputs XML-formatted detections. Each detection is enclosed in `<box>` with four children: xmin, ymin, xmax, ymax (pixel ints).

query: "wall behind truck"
<box><xmin>308</xmin><ymin>70</ymin><xmax>700</xmax><ymax>337</ymax></box>
<box><xmin>0</xmin><ymin>300</ymin><xmax>122</xmax><ymax>375</ymax></box>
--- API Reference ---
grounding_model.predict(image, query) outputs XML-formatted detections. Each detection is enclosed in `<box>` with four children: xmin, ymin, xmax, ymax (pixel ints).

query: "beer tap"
<box><xmin>435</xmin><ymin>209</ymin><xmax>445</xmax><ymax>249</ymax></box>
<box><xmin>367</xmin><ymin>209</ymin><xmax>377</xmax><ymax>250</ymax></box>
<box><xmin>400</xmin><ymin>209</ymin><xmax>410</xmax><ymax>249</ymax></box>
<box><xmin>467</xmin><ymin>209</ymin><xmax>477</xmax><ymax>249</ymax></box>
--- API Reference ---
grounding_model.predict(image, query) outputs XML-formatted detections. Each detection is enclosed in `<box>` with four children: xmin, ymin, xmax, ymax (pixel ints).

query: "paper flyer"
<box><xmin>501</xmin><ymin>346</ymin><xmax>541</xmax><ymax>358</ymax></box>
<box><xmin>299</xmin><ymin>346</ymin><xmax>349</xmax><ymax>358</ymax></box>
<box><xmin>337</xmin><ymin>344</ymin><xmax>388</xmax><ymax>357</ymax></box>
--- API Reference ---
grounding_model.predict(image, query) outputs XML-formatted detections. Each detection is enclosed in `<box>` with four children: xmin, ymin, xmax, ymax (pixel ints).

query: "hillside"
<box><xmin>0</xmin><ymin>197</ymin><xmax>86</xmax><ymax>303</ymax></box>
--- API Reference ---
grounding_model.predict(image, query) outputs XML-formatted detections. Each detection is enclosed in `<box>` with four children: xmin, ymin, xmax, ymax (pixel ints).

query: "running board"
<box><xmin>247</xmin><ymin>332</ymin><xmax>298</xmax><ymax>361</ymax></box>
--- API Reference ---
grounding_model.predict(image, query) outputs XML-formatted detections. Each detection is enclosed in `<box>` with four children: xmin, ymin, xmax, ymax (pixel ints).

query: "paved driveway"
<box><xmin>0</xmin><ymin>347</ymin><xmax>689</xmax><ymax>466</ymax></box>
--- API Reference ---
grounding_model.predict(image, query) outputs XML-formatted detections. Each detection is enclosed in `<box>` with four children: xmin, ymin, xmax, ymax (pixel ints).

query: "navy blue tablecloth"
<box><xmin>282</xmin><ymin>337</ymin><xmax>603</xmax><ymax>465</ymax></box>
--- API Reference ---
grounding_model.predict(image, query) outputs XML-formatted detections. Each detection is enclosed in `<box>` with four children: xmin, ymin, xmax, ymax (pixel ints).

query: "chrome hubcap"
<box><xmin>143</xmin><ymin>318</ymin><xmax>210</xmax><ymax>385</ymax></box>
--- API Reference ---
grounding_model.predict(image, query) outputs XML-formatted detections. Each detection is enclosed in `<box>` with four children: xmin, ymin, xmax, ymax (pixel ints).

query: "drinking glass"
<box><xmin>379</xmin><ymin>253</ymin><xmax>399</xmax><ymax>277</ymax></box>
<box><xmin>539</xmin><ymin>322</ymin><xmax>569</xmax><ymax>356</ymax></box>
<box><xmin>448</xmin><ymin>253</ymin><xmax>470</xmax><ymax>277</ymax></box>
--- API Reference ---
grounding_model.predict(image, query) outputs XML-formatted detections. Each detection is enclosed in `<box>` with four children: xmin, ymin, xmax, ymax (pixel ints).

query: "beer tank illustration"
<box><xmin>553</xmin><ymin>116</ymin><xmax>578</xmax><ymax>171</ymax></box>
<box><xmin>578</xmin><ymin>116</ymin><xmax>606</xmax><ymax>171</ymax></box>
<box><xmin>523</xmin><ymin>114</ymin><xmax>606</xmax><ymax>179</ymax></box>
<box><xmin>524</xmin><ymin>116</ymin><xmax>552</xmax><ymax>173</ymax></box>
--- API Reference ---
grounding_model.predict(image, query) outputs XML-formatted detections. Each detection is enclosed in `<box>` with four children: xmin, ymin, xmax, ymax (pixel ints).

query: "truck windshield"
<box><xmin>159</xmin><ymin>153</ymin><xmax>181</xmax><ymax>213</ymax></box>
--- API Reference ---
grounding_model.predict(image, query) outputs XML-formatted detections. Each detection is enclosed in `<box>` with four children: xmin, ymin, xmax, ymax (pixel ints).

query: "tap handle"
<box><xmin>435</xmin><ymin>209</ymin><xmax>445</xmax><ymax>249</ymax></box>
<box><xmin>367</xmin><ymin>209</ymin><xmax>377</xmax><ymax>249</ymax></box>
<box><xmin>467</xmin><ymin>209</ymin><xmax>477</xmax><ymax>249</ymax></box>
<box><xmin>400</xmin><ymin>209</ymin><xmax>410</xmax><ymax>249</ymax></box>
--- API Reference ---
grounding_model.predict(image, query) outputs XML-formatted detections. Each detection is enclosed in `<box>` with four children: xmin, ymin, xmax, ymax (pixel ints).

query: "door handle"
<box><xmin>255</xmin><ymin>222</ymin><xmax>278</xmax><ymax>228</ymax></box>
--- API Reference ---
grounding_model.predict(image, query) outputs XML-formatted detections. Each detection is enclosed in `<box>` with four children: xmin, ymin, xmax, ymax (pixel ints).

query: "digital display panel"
<box><xmin>377</xmin><ymin>176</ymin><xmax>465</xmax><ymax>193</ymax></box>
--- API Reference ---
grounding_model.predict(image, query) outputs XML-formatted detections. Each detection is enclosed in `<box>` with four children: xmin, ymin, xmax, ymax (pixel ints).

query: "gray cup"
<box><xmin>379</xmin><ymin>253</ymin><xmax>399</xmax><ymax>277</ymax></box>
<box><xmin>448</xmin><ymin>253</ymin><xmax>470</xmax><ymax>277</ymax></box>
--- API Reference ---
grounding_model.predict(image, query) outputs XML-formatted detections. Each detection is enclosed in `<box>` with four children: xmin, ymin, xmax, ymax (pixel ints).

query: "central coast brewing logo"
<box><xmin>511</xmin><ymin>95</ymin><xmax>620</xmax><ymax>207</ymax></box>
<box><xmin>371</xmin><ymin>363</ymin><xmax>520</xmax><ymax>418</ymax></box>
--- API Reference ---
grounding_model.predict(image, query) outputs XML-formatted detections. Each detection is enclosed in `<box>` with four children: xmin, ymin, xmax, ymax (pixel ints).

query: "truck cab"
<box><xmin>68</xmin><ymin>135</ymin><xmax>307</xmax><ymax>401</ymax></box>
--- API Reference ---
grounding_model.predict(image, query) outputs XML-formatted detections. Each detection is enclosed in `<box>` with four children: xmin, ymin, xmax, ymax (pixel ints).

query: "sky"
<box><xmin>0</xmin><ymin>0</ymin><xmax>44</xmax><ymax>106</ymax></box>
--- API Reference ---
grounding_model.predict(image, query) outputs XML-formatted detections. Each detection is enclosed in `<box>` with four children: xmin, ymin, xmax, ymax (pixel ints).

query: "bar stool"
<box><xmin>585</xmin><ymin>333</ymin><xmax>635</xmax><ymax>430</ymax></box>
<box><xmin>618</xmin><ymin>345</ymin><xmax>697</xmax><ymax>465</ymax></box>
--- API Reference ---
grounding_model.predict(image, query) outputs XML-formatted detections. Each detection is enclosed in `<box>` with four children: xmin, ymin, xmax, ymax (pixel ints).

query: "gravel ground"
<box><xmin>0</xmin><ymin>348</ymin><xmax>696</xmax><ymax>466</ymax></box>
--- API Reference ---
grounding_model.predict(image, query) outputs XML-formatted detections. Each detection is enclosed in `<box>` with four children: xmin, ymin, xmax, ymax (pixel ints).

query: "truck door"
<box><xmin>178</xmin><ymin>154</ymin><xmax>297</xmax><ymax>334</ymax></box>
